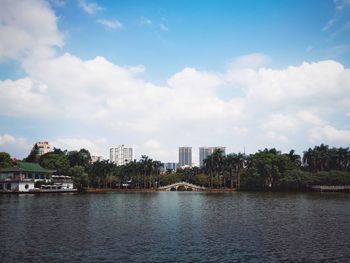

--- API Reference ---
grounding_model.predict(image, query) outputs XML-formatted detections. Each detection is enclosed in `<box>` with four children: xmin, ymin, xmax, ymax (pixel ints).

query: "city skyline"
<box><xmin>1</xmin><ymin>0</ymin><xmax>350</xmax><ymax>162</ymax></box>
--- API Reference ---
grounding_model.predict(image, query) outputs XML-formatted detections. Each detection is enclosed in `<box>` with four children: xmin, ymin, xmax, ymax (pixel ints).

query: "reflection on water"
<box><xmin>0</xmin><ymin>192</ymin><xmax>349</xmax><ymax>262</ymax></box>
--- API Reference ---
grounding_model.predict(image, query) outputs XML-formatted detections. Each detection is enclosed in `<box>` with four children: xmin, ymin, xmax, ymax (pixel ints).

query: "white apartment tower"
<box><xmin>179</xmin><ymin>147</ymin><xmax>192</xmax><ymax>167</ymax></box>
<box><xmin>199</xmin><ymin>147</ymin><xmax>226</xmax><ymax>167</ymax></box>
<box><xmin>110</xmin><ymin>145</ymin><xmax>133</xmax><ymax>166</ymax></box>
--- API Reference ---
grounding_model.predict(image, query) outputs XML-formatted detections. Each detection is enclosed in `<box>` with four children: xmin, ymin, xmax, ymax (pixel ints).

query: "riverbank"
<box><xmin>86</xmin><ymin>188</ymin><xmax>157</xmax><ymax>193</ymax></box>
<box><xmin>85</xmin><ymin>186</ymin><xmax>350</xmax><ymax>193</ymax></box>
<box><xmin>85</xmin><ymin>188</ymin><xmax>237</xmax><ymax>193</ymax></box>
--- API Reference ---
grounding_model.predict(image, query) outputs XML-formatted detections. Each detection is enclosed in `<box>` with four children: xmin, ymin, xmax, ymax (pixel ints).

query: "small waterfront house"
<box><xmin>0</xmin><ymin>162</ymin><xmax>55</xmax><ymax>192</ymax></box>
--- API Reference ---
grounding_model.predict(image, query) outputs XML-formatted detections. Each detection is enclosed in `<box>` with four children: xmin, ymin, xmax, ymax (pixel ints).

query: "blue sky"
<box><xmin>51</xmin><ymin>0</ymin><xmax>348</xmax><ymax>83</ymax></box>
<box><xmin>59</xmin><ymin>1</ymin><xmax>348</xmax><ymax>74</ymax></box>
<box><xmin>0</xmin><ymin>0</ymin><xmax>350</xmax><ymax>162</ymax></box>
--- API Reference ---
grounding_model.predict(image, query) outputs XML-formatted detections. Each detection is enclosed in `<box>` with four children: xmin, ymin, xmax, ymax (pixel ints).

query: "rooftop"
<box><xmin>0</xmin><ymin>162</ymin><xmax>55</xmax><ymax>173</ymax></box>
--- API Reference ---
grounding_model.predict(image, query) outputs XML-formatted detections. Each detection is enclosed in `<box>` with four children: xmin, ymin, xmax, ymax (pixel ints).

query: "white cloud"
<box><xmin>143</xmin><ymin>139</ymin><xmax>177</xmax><ymax>162</ymax></box>
<box><xmin>229</xmin><ymin>60</ymin><xmax>349</xmax><ymax>108</ymax></box>
<box><xmin>126</xmin><ymin>65</ymin><xmax>145</xmax><ymax>74</ymax></box>
<box><xmin>261</xmin><ymin>113</ymin><xmax>298</xmax><ymax>133</ymax></box>
<box><xmin>0</xmin><ymin>0</ymin><xmax>63</xmax><ymax>61</ymax></box>
<box><xmin>1</xmin><ymin>1</ymin><xmax>350</xmax><ymax>161</ymax></box>
<box><xmin>2</xmin><ymin>55</ymin><xmax>350</xmax><ymax>160</ymax></box>
<box><xmin>310</xmin><ymin>125</ymin><xmax>350</xmax><ymax>144</ymax></box>
<box><xmin>0</xmin><ymin>134</ymin><xmax>30</xmax><ymax>158</ymax></box>
<box><xmin>0</xmin><ymin>78</ymin><xmax>56</xmax><ymax>117</ymax></box>
<box><xmin>97</xmin><ymin>19</ymin><xmax>122</xmax><ymax>29</ymax></box>
<box><xmin>52</xmin><ymin>137</ymin><xmax>107</xmax><ymax>156</ymax></box>
<box><xmin>229</xmin><ymin>53</ymin><xmax>270</xmax><ymax>69</ymax></box>
<box><xmin>0</xmin><ymin>134</ymin><xmax>16</xmax><ymax>145</ymax></box>
<box><xmin>78</xmin><ymin>0</ymin><xmax>104</xmax><ymax>14</ymax></box>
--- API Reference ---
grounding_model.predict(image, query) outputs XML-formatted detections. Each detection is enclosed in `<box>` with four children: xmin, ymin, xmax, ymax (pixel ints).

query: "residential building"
<box><xmin>164</xmin><ymin>162</ymin><xmax>177</xmax><ymax>173</ymax></box>
<box><xmin>110</xmin><ymin>145</ymin><xmax>133</xmax><ymax>166</ymax></box>
<box><xmin>179</xmin><ymin>147</ymin><xmax>192</xmax><ymax>167</ymax></box>
<box><xmin>199</xmin><ymin>147</ymin><xmax>226</xmax><ymax>167</ymax></box>
<box><xmin>35</xmin><ymin>141</ymin><xmax>52</xmax><ymax>156</ymax></box>
<box><xmin>91</xmin><ymin>155</ymin><xmax>103</xmax><ymax>163</ymax></box>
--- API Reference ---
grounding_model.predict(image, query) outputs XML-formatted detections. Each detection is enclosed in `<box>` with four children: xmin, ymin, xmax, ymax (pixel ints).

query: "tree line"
<box><xmin>202</xmin><ymin>145</ymin><xmax>350</xmax><ymax>191</ymax></box>
<box><xmin>0</xmin><ymin>143</ymin><xmax>349</xmax><ymax>191</ymax></box>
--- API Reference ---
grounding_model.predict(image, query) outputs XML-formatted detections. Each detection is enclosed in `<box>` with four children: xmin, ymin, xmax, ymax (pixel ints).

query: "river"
<box><xmin>0</xmin><ymin>192</ymin><xmax>349</xmax><ymax>262</ymax></box>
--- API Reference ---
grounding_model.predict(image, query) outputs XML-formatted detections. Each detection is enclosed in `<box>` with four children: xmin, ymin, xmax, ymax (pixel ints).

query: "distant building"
<box><xmin>35</xmin><ymin>141</ymin><xmax>52</xmax><ymax>156</ymax></box>
<box><xmin>199</xmin><ymin>147</ymin><xmax>226</xmax><ymax>167</ymax></box>
<box><xmin>164</xmin><ymin>162</ymin><xmax>177</xmax><ymax>173</ymax></box>
<box><xmin>110</xmin><ymin>145</ymin><xmax>133</xmax><ymax>166</ymax></box>
<box><xmin>179</xmin><ymin>147</ymin><xmax>192</xmax><ymax>167</ymax></box>
<box><xmin>0</xmin><ymin>162</ymin><xmax>55</xmax><ymax>192</ymax></box>
<box><xmin>91</xmin><ymin>155</ymin><xmax>103</xmax><ymax>163</ymax></box>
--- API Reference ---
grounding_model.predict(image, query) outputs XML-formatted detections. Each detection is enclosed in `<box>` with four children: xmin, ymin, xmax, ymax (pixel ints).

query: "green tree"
<box><xmin>67</xmin><ymin>149</ymin><xmax>91</xmax><ymax>169</ymax></box>
<box><xmin>88</xmin><ymin>160</ymin><xmax>112</xmax><ymax>188</ymax></box>
<box><xmin>0</xmin><ymin>152</ymin><xmax>14</xmax><ymax>168</ymax></box>
<box><xmin>39</xmin><ymin>151</ymin><xmax>70</xmax><ymax>174</ymax></box>
<box><xmin>69</xmin><ymin>165</ymin><xmax>89</xmax><ymax>191</ymax></box>
<box><xmin>25</xmin><ymin>144</ymin><xmax>40</xmax><ymax>163</ymax></box>
<box><xmin>204</xmin><ymin>149</ymin><xmax>225</xmax><ymax>188</ymax></box>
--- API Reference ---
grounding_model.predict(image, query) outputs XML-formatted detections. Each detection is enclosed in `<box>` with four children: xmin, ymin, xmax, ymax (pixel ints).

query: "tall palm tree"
<box><xmin>234</xmin><ymin>153</ymin><xmax>245</xmax><ymax>190</ymax></box>
<box><xmin>204</xmin><ymin>155</ymin><xmax>214</xmax><ymax>188</ymax></box>
<box><xmin>152</xmin><ymin>160</ymin><xmax>162</xmax><ymax>188</ymax></box>
<box><xmin>288</xmin><ymin>149</ymin><xmax>301</xmax><ymax>167</ymax></box>
<box><xmin>139</xmin><ymin>155</ymin><xmax>149</xmax><ymax>189</ymax></box>
<box><xmin>225</xmin><ymin>154</ymin><xmax>236</xmax><ymax>189</ymax></box>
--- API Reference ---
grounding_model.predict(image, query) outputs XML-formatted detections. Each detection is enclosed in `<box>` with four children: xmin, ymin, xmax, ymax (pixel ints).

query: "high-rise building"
<box><xmin>164</xmin><ymin>162</ymin><xmax>177</xmax><ymax>172</ymax></box>
<box><xmin>199</xmin><ymin>147</ymin><xmax>226</xmax><ymax>167</ymax></box>
<box><xmin>35</xmin><ymin>142</ymin><xmax>52</xmax><ymax>156</ymax></box>
<box><xmin>91</xmin><ymin>155</ymin><xmax>103</xmax><ymax>163</ymax></box>
<box><xmin>179</xmin><ymin>147</ymin><xmax>192</xmax><ymax>167</ymax></box>
<box><xmin>110</xmin><ymin>145</ymin><xmax>133</xmax><ymax>166</ymax></box>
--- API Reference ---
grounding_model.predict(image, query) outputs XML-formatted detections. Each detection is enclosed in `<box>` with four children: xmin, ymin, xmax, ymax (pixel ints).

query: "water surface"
<box><xmin>1</xmin><ymin>192</ymin><xmax>349</xmax><ymax>262</ymax></box>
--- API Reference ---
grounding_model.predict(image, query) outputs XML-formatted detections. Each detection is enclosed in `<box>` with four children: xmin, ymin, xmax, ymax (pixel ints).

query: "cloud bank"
<box><xmin>0</xmin><ymin>0</ymin><xmax>349</xmax><ymax>162</ymax></box>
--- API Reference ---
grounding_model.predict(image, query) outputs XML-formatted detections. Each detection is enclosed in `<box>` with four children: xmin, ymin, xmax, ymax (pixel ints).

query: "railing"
<box><xmin>158</xmin><ymin>181</ymin><xmax>206</xmax><ymax>190</ymax></box>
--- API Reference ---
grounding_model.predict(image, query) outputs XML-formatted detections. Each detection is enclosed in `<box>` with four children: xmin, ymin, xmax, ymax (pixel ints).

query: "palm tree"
<box><xmin>204</xmin><ymin>155</ymin><xmax>214</xmax><ymax>188</ymax></box>
<box><xmin>225</xmin><ymin>154</ymin><xmax>236</xmax><ymax>189</ymax></box>
<box><xmin>234</xmin><ymin>153</ymin><xmax>246</xmax><ymax>190</ymax></box>
<box><xmin>139</xmin><ymin>155</ymin><xmax>149</xmax><ymax>189</ymax></box>
<box><xmin>303</xmin><ymin>148</ymin><xmax>316</xmax><ymax>172</ymax></box>
<box><xmin>288</xmin><ymin>149</ymin><xmax>301</xmax><ymax>167</ymax></box>
<box><xmin>152</xmin><ymin>160</ymin><xmax>162</xmax><ymax>188</ymax></box>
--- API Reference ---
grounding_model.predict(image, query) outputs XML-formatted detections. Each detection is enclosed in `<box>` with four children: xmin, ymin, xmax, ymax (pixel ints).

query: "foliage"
<box><xmin>69</xmin><ymin>165</ymin><xmax>89</xmax><ymax>191</ymax></box>
<box><xmin>303</xmin><ymin>144</ymin><xmax>350</xmax><ymax>172</ymax></box>
<box><xmin>25</xmin><ymin>144</ymin><xmax>40</xmax><ymax>163</ymax></box>
<box><xmin>0</xmin><ymin>152</ymin><xmax>14</xmax><ymax>168</ymax></box>
<box><xmin>39</xmin><ymin>151</ymin><xmax>70</xmax><ymax>174</ymax></box>
<box><xmin>2</xmin><ymin>143</ymin><xmax>349</xmax><ymax>191</ymax></box>
<box><xmin>67</xmin><ymin>149</ymin><xmax>91</xmax><ymax>168</ymax></box>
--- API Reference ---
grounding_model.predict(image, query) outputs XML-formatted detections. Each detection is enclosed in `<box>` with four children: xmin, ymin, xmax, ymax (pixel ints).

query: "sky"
<box><xmin>0</xmin><ymin>0</ymin><xmax>350</xmax><ymax>163</ymax></box>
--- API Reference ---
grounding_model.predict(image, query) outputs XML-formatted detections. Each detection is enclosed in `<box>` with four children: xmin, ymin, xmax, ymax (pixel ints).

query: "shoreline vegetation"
<box><xmin>85</xmin><ymin>188</ymin><xmax>238</xmax><ymax>193</ymax></box>
<box><xmin>1</xmin><ymin>143</ymin><xmax>350</xmax><ymax>193</ymax></box>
